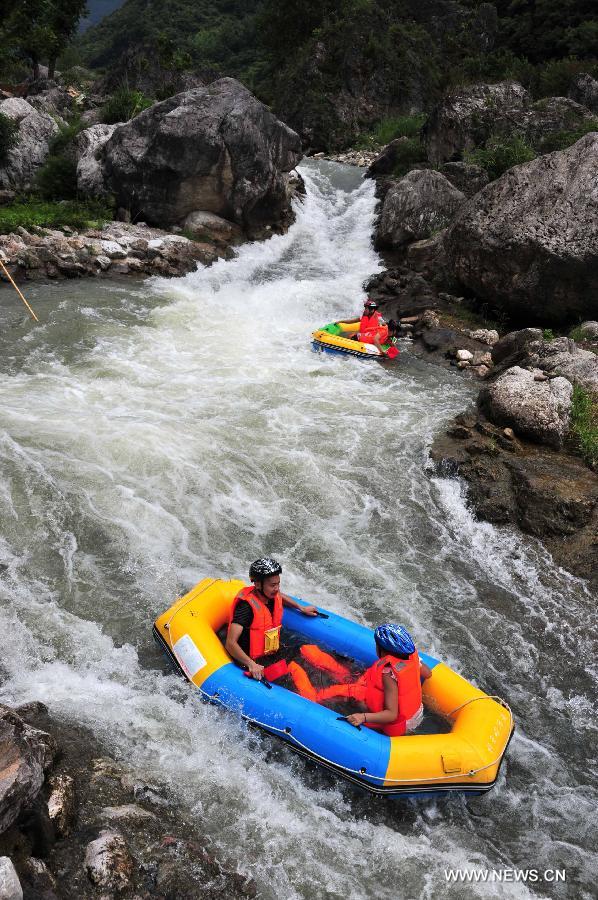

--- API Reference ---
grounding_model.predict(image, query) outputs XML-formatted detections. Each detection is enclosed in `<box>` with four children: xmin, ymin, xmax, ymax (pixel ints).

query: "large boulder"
<box><xmin>568</xmin><ymin>73</ymin><xmax>598</xmax><ymax>115</ymax></box>
<box><xmin>479</xmin><ymin>366</ymin><xmax>573</xmax><ymax>448</ymax></box>
<box><xmin>375</xmin><ymin>169</ymin><xmax>465</xmax><ymax>249</ymax></box>
<box><xmin>445</xmin><ymin>133</ymin><xmax>598</xmax><ymax>326</ymax></box>
<box><xmin>490</xmin><ymin>330</ymin><xmax>598</xmax><ymax>393</ymax></box>
<box><xmin>0</xmin><ymin>98</ymin><xmax>59</xmax><ymax>191</ymax></box>
<box><xmin>101</xmin><ymin>78</ymin><xmax>302</xmax><ymax>231</ymax></box>
<box><xmin>74</xmin><ymin>123</ymin><xmax>120</xmax><ymax>197</ymax></box>
<box><xmin>423</xmin><ymin>81</ymin><xmax>529</xmax><ymax>165</ymax></box>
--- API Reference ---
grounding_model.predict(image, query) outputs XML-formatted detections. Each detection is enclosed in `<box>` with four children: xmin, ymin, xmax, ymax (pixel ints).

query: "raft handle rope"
<box><xmin>163</xmin><ymin>578</ymin><xmax>218</xmax><ymax>639</ymax></box>
<box><xmin>192</xmin><ymin>680</ymin><xmax>514</xmax><ymax>785</ymax></box>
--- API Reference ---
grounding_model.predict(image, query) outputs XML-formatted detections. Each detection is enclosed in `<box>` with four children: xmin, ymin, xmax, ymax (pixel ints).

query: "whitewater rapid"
<box><xmin>0</xmin><ymin>160</ymin><xmax>595</xmax><ymax>899</ymax></box>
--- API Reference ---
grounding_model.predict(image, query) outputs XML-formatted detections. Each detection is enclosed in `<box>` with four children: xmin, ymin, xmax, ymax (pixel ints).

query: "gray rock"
<box><xmin>102</xmin><ymin>78</ymin><xmax>301</xmax><ymax>230</ymax></box>
<box><xmin>0</xmin><ymin>706</ymin><xmax>49</xmax><ymax>833</ymax></box>
<box><xmin>376</xmin><ymin>170</ymin><xmax>465</xmax><ymax>249</ymax></box>
<box><xmin>0</xmin><ymin>98</ymin><xmax>59</xmax><ymax>191</ymax></box>
<box><xmin>0</xmin><ymin>857</ymin><xmax>22</xmax><ymax>900</ymax></box>
<box><xmin>424</xmin><ymin>81</ymin><xmax>530</xmax><ymax>165</ymax></box>
<box><xmin>85</xmin><ymin>829</ymin><xmax>134</xmax><ymax>891</ymax></box>
<box><xmin>100</xmin><ymin>240</ymin><xmax>126</xmax><ymax>259</ymax></box>
<box><xmin>580</xmin><ymin>320</ymin><xmax>598</xmax><ymax>339</ymax></box>
<box><xmin>181</xmin><ymin>210</ymin><xmax>243</xmax><ymax>245</ymax></box>
<box><xmin>47</xmin><ymin>773</ymin><xmax>76</xmax><ymax>838</ymax></box>
<box><xmin>479</xmin><ymin>366</ymin><xmax>573</xmax><ymax>448</ymax></box>
<box><xmin>519</xmin><ymin>96</ymin><xmax>596</xmax><ymax>149</ymax></box>
<box><xmin>568</xmin><ymin>73</ymin><xmax>598</xmax><ymax>115</ymax></box>
<box><xmin>100</xmin><ymin>803</ymin><xmax>158</xmax><ymax>823</ymax></box>
<box><xmin>445</xmin><ymin>133</ymin><xmax>598</xmax><ymax>326</ymax></box>
<box><xmin>440</xmin><ymin>161</ymin><xmax>490</xmax><ymax>196</ymax></box>
<box><xmin>467</xmin><ymin>328</ymin><xmax>499</xmax><ymax>345</ymax></box>
<box><xmin>74</xmin><ymin>124</ymin><xmax>120</xmax><ymax>197</ymax></box>
<box><xmin>366</xmin><ymin>137</ymin><xmax>411</xmax><ymax>177</ymax></box>
<box><xmin>538</xmin><ymin>337</ymin><xmax>598</xmax><ymax>394</ymax></box>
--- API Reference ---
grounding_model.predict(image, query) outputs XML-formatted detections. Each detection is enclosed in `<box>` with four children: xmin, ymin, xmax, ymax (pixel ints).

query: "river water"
<box><xmin>0</xmin><ymin>161</ymin><xmax>596</xmax><ymax>899</ymax></box>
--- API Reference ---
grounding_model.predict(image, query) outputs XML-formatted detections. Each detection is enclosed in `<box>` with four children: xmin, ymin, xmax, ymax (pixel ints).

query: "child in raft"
<box><xmin>288</xmin><ymin>624</ymin><xmax>432</xmax><ymax>736</ymax></box>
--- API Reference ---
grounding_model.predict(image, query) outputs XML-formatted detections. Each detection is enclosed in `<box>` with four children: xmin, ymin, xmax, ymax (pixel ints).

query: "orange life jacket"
<box><xmin>364</xmin><ymin>652</ymin><xmax>422</xmax><ymax>736</ymax></box>
<box><xmin>300</xmin><ymin>644</ymin><xmax>352</xmax><ymax>680</ymax></box>
<box><xmin>229</xmin><ymin>586</ymin><xmax>283</xmax><ymax>658</ymax></box>
<box><xmin>359</xmin><ymin>310</ymin><xmax>385</xmax><ymax>339</ymax></box>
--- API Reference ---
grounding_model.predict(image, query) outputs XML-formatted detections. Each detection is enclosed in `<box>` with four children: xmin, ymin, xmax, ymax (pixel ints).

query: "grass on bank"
<box><xmin>0</xmin><ymin>199</ymin><xmax>113</xmax><ymax>234</ymax></box>
<box><xmin>570</xmin><ymin>385</ymin><xmax>598</xmax><ymax>469</ymax></box>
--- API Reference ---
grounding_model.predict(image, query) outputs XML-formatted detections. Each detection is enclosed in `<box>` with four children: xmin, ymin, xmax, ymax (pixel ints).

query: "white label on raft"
<box><xmin>173</xmin><ymin>634</ymin><xmax>207</xmax><ymax>679</ymax></box>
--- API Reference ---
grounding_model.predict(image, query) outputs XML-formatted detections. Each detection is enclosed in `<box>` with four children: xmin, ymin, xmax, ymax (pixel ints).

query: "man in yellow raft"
<box><xmin>289</xmin><ymin>624</ymin><xmax>432</xmax><ymax>735</ymax></box>
<box><xmin>225</xmin><ymin>557</ymin><xmax>318</xmax><ymax>680</ymax></box>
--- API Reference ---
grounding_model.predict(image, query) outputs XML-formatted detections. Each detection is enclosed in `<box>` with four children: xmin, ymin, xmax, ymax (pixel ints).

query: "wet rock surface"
<box><xmin>431</xmin><ymin>411</ymin><xmax>598</xmax><ymax>589</ymax></box>
<box><xmin>0</xmin><ymin>704</ymin><xmax>256</xmax><ymax>900</ymax></box>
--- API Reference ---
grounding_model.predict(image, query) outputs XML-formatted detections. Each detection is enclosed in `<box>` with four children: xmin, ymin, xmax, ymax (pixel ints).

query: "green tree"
<box><xmin>0</xmin><ymin>0</ymin><xmax>87</xmax><ymax>79</ymax></box>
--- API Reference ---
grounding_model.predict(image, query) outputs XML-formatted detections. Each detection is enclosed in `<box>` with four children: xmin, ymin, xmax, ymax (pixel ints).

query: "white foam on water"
<box><xmin>0</xmin><ymin>160</ymin><xmax>595</xmax><ymax>898</ymax></box>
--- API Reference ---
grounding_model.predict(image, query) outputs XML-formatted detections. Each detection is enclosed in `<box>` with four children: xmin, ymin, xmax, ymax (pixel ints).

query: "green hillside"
<box><xmin>76</xmin><ymin>0</ymin><xmax>598</xmax><ymax>149</ymax></box>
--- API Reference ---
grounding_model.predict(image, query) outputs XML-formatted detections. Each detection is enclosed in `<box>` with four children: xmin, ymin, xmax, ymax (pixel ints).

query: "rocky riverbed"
<box><xmin>0</xmin><ymin>702</ymin><xmax>255</xmax><ymax>899</ymax></box>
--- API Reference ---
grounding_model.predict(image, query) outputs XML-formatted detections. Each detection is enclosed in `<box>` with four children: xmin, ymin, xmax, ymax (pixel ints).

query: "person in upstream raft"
<box><xmin>338</xmin><ymin>298</ymin><xmax>387</xmax><ymax>345</ymax></box>
<box><xmin>289</xmin><ymin>624</ymin><xmax>432</xmax><ymax>735</ymax></box>
<box><xmin>225</xmin><ymin>557</ymin><xmax>318</xmax><ymax>680</ymax></box>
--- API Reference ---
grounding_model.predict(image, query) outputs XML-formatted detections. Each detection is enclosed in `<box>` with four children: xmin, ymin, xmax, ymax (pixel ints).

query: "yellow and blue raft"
<box><xmin>153</xmin><ymin>578</ymin><xmax>514</xmax><ymax>798</ymax></box>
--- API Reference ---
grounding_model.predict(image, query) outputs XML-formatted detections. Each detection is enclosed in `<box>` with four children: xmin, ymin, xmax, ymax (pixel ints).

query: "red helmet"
<box><xmin>364</xmin><ymin>298</ymin><xmax>378</xmax><ymax>309</ymax></box>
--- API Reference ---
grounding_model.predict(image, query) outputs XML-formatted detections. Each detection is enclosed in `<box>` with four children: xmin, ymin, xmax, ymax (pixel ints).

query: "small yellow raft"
<box><xmin>312</xmin><ymin>321</ymin><xmax>398</xmax><ymax>359</ymax></box>
<box><xmin>153</xmin><ymin>578</ymin><xmax>514</xmax><ymax>798</ymax></box>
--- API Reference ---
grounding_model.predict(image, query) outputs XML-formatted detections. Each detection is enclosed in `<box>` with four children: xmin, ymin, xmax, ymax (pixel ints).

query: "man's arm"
<box><xmin>225</xmin><ymin>622</ymin><xmax>264</xmax><ymax>679</ymax></box>
<box><xmin>280</xmin><ymin>593</ymin><xmax>318</xmax><ymax>616</ymax></box>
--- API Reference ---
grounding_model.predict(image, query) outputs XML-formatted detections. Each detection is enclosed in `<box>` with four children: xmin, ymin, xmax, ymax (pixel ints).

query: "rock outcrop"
<box><xmin>0</xmin><ymin>221</ymin><xmax>223</xmax><ymax>282</ymax></box>
<box><xmin>444</xmin><ymin>133</ymin><xmax>598</xmax><ymax>326</ymax></box>
<box><xmin>479</xmin><ymin>366</ymin><xmax>573</xmax><ymax>448</ymax></box>
<box><xmin>568</xmin><ymin>73</ymin><xmax>598</xmax><ymax>115</ymax></box>
<box><xmin>74</xmin><ymin>123</ymin><xmax>120</xmax><ymax>197</ymax></box>
<box><xmin>431</xmin><ymin>410</ymin><xmax>598</xmax><ymax>588</ymax></box>
<box><xmin>423</xmin><ymin>81</ymin><xmax>595</xmax><ymax>165</ymax></box>
<box><xmin>0</xmin><ymin>98</ymin><xmax>59</xmax><ymax>191</ymax></box>
<box><xmin>376</xmin><ymin>170</ymin><xmax>465</xmax><ymax>249</ymax></box>
<box><xmin>100</xmin><ymin>78</ymin><xmax>302</xmax><ymax>234</ymax></box>
<box><xmin>423</xmin><ymin>81</ymin><xmax>530</xmax><ymax>165</ymax></box>
<box><xmin>490</xmin><ymin>330</ymin><xmax>598</xmax><ymax>394</ymax></box>
<box><xmin>0</xmin><ymin>705</ymin><xmax>52</xmax><ymax>834</ymax></box>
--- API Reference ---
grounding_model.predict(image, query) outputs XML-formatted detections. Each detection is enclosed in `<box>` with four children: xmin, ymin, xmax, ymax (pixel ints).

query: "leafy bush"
<box><xmin>570</xmin><ymin>385</ymin><xmax>598</xmax><ymax>468</ymax></box>
<box><xmin>391</xmin><ymin>138</ymin><xmax>427</xmax><ymax>177</ymax></box>
<box><xmin>35</xmin><ymin>155</ymin><xmax>79</xmax><ymax>200</ymax></box>
<box><xmin>542</xmin><ymin>328</ymin><xmax>555</xmax><ymax>341</ymax></box>
<box><xmin>537</xmin><ymin>119</ymin><xmax>598</xmax><ymax>154</ymax></box>
<box><xmin>373</xmin><ymin>114</ymin><xmax>425</xmax><ymax>145</ymax></box>
<box><xmin>532</xmin><ymin>57</ymin><xmax>598</xmax><ymax>99</ymax></box>
<box><xmin>0</xmin><ymin>112</ymin><xmax>19</xmax><ymax>163</ymax></box>
<box><xmin>0</xmin><ymin>199</ymin><xmax>112</xmax><ymax>234</ymax></box>
<box><xmin>102</xmin><ymin>88</ymin><xmax>153</xmax><ymax>125</ymax></box>
<box><xmin>570</xmin><ymin>325</ymin><xmax>597</xmax><ymax>343</ymax></box>
<box><xmin>467</xmin><ymin>135</ymin><xmax>536</xmax><ymax>181</ymax></box>
<box><xmin>49</xmin><ymin>119</ymin><xmax>85</xmax><ymax>155</ymax></box>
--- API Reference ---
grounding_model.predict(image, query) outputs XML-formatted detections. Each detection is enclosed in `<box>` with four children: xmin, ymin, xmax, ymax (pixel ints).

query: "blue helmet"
<box><xmin>374</xmin><ymin>624</ymin><xmax>415</xmax><ymax>657</ymax></box>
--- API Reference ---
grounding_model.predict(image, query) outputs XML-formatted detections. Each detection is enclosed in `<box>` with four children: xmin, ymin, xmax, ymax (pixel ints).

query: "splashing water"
<box><xmin>0</xmin><ymin>160</ymin><xmax>595</xmax><ymax>899</ymax></box>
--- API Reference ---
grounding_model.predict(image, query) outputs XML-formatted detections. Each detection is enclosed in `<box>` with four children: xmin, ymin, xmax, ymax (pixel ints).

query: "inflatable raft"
<box><xmin>153</xmin><ymin>578</ymin><xmax>514</xmax><ymax>798</ymax></box>
<box><xmin>312</xmin><ymin>322</ymin><xmax>398</xmax><ymax>359</ymax></box>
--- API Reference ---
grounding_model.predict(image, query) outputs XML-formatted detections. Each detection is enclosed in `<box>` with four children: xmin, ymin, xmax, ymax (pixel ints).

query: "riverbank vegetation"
<box><xmin>0</xmin><ymin>199</ymin><xmax>112</xmax><ymax>234</ymax></box>
<box><xmin>570</xmin><ymin>385</ymin><xmax>598</xmax><ymax>469</ymax></box>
